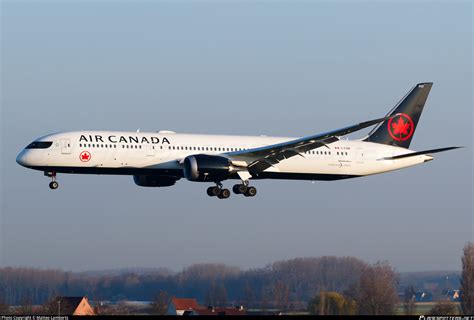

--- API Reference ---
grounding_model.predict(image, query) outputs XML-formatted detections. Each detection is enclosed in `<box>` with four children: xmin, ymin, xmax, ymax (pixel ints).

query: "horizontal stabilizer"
<box><xmin>381</xmin><ymin>146</ymin><xmax>463</xmax><ymax>160</ymax></box>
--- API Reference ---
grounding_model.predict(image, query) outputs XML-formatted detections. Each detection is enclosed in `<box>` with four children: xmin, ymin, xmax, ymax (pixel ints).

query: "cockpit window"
<box><xmin>25</xmin><ymin>141</ymin><xmax>53</xmax><ymax>149</ymax></box>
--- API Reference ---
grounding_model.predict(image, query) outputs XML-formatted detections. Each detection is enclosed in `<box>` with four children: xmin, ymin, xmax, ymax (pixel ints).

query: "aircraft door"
<box><xmin>356</xmin><ymin>148</ymin><xmax>375</xmax><ymax>163</ymax></box>
<box><xmin>147</xmin><ymin>145</ymin><xmax>156</xmax><ymax>156</ymax></box>
<box><xmin>60</xmin><ymin>139</ymin><xmax>71</xmax><ymax>154</ymax></box>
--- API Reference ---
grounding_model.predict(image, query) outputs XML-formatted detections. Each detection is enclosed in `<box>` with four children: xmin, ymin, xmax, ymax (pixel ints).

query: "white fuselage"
<box><xmin>16</xmin><ymin>130</ymin><xmax>432</xmax><ymax>181</ymax></box>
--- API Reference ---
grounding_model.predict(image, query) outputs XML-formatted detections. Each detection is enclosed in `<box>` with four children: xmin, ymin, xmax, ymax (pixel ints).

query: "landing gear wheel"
<box><xmin>218</xmin><ymin>188</ymin><xmax>231</xmax><ymax>199</ymax></box>
<box><xmin>233</xmin><ymin>184</ymin><xmax>247</xmax><ymax>194</ymax></box>
<box><xmin>49</xmin><ymin>181</ymin><xmax>59</xmax><ymax>190</ymax></box>
<box><xmin>244</xmin><ymin>186</ymin><xmax>257</xmax><ymax>197</ymax></box>
<box><xmin>207</xmin><ymin>186</ymin><xmax>221</xmax><ymax>197</ymax></box>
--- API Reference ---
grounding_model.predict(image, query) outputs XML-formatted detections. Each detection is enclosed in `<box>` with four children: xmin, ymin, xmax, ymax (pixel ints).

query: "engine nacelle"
<box><xmin>183</xmin><ymin>154</ymin><xmax>231</xmax><ymax>182</ymax></box>
<box><xmin>133</xmin><ymin>175</ymin><xmax>178</xmax><ymax>187</ymax></box>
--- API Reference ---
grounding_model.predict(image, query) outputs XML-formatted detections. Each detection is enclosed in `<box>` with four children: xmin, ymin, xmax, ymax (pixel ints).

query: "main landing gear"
<box><xmin>206</xmin><ymin>182</ymin><xmax>230</xmax><ymax>199</ymax></box>
<box><xmin>232</xmin><ymin>184</ymin><xmax>257</xmax><ymax>197</ymax></box>
<box><xmin>45</xmin><ymin>171</ymin><xmax>59</xmax><ymax>190</ymax></box>
<box><xmin>206</xmin><ymin>181</ymin><xmax>257</xmax><ymax>199</ymax></box>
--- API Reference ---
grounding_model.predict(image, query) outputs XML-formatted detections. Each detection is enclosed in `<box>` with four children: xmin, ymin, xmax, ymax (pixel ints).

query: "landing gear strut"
<box><xmin>45</xmin><ymin>171</ymin><xmax>59</xmax><ymax>190</ymax></box>
<box><xmin>206</xmin><ymin>182</ymin><xmax>230</xmax><ymax>199</ymax></box>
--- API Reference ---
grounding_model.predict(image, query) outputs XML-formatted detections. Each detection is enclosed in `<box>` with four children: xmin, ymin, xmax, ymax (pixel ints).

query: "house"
<box><xmin>446</xmin><ymin>290</ymin><xmax>460</xmax><ymax>301</ymax></box>
<box><xmin>414</xmin><ymin>291</ymin><xmax>433</xmax><ymax>302</ymax></box>
<box><xmin>56</xmin><ymin>296</ymin><xmax>95</xmax><ymax>315</ymax></box>
<box><xmin>167</xmin><ymin>297</ymin><xmax>201</xmax><ymax>315</ymax></box>
<box><xmin>167</xmin><ymin>297</ymin><xmax>246</xmax><ymax>316</ymax></box>
<box><xmin>188</xmin><ymin>306</ymin><xmax>247</xmax><ymax>316</ymax></box>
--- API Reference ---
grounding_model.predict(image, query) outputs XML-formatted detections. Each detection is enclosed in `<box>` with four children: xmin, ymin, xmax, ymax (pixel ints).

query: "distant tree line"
<box><xmin>0</xmin><ymin>256</ymin><xmax>367</xmax><ymax>307</ymax></box>
<box><xmin>1</xmin><ymin>248</ymin><xmax>470</xmax><ymax>316</ymax></box>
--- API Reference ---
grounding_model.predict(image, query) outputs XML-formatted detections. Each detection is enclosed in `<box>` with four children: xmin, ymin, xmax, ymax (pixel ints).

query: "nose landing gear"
<box><xmin>45</xmin><ymin>171</ymin><xmax>59</xmax><ymax>190</ymax></box>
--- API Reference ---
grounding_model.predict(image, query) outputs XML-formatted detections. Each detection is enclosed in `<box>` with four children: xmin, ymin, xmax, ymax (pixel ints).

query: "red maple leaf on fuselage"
<box><xmin>391</xmin><ymin>117</ymin><xmax>410</xmax><ymax>136</ymax></box>
<box><xmin>81</xmin><ymin>153</ymin><xmax>90</xmax><ymax>160</ymax></box>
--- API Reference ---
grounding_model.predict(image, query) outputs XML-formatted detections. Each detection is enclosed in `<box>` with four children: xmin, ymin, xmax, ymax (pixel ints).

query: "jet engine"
<box><xmin>183</xmin><ymin>154</ymin><xmax>231</xmax><ymax>182</ymax></box>
<box><xmin>133</xmin><ymin>175</ymin><xmax>178</xmax><ymax>187</ymax></box>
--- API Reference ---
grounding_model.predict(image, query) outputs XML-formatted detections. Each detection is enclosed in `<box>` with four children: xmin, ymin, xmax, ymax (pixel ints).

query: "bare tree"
<box><xmin>355</xmin><ymin>261</ymin><xmax>399</xmax><ymax>315</ymax></box>
<box><xmin>17</xmin><ymin>297</ymin><xmax>32</xmax><ymax>315</ymax></box>
<box><xmin>307</xmin><ymin>291</ymin><xmax>356</xmax><ymax>315</ymax></box>
<box><xmin>242</xmin><ymin>281</ymin><xmax>255</xmax><ymax>309</ymax></box>
<box><xmin>429</xmin><ymin>301</ymin><xmax>458</xmax><ymax>315</ymax></box>
<box><xmin>150</xmin><ymin>290</ymin><xmax>169</xmax><ymax>315</ymax></box>
<box><xmin>205</xmin><ymin>281</ymin><xmax>228</xmax><ymax>307</ymax></box>
<box><xmin>461</xmin><ymin>242</ymin><xmax>474</xmax><ymax>314</ymax></box>
<box><xmin>403</xmin><ymin>286</ymin><xmax>416</xmax><ymax>315</ymax></box>
<box><xmin>274</xmin><ymin>280</ymin><xmax>290</xmax><ymax>311</ymax></box>
<box><xmin>0</xmin><ymin>293</ymin><xmax>9</xmax><ymax>315</ymax></box>
<box><xmin>41</xmin><ymin>297</ymin><xmax>60</xmax><ymax>315</ymax></box>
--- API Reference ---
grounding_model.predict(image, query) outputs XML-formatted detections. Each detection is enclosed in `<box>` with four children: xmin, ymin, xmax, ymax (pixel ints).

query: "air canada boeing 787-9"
<box><xmin>17</xmin><ymin>83</ymin><xmax>461</xmax><ymax>199</ymax></box>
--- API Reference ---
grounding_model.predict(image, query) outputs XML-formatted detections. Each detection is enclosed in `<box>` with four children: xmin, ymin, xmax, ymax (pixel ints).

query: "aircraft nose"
<box><xmin>16</xmin><ymin>150</ymin><xmax>29</xmax><ymax>167</ymax></box>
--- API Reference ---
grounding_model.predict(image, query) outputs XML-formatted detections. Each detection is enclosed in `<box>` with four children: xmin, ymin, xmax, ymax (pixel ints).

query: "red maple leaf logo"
<box><xmin>391</xmin><ymin>117</ymin><xmax>410</xmax><ymax>136</ymax></box>
<box><xmin>387</xmin><ymin>113</ymin><xmax>414</xmax><ymax>142</ymax></box>
<box><xmin>80</xmin><ymin>151</ymin><xmax>91</xmax><ymax>162</ymax></box>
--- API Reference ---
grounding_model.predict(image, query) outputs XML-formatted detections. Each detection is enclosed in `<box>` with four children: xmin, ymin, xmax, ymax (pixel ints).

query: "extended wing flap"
<box><xmin>380</xmin><ymin>146</ymin><xmax>463</xmax><ymax>160</ymax></box>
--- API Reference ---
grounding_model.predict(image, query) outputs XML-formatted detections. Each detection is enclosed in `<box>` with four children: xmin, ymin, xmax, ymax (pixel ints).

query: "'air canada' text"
<box><xmin>79</xmin><ymin>135</ymin><xmax>170</xmax><ymax>144</ymax></box>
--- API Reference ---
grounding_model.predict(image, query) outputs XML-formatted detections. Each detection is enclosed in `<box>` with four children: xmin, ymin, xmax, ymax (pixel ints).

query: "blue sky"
<box><xmin>1</xmin><ymin>1</ymin><xmax>472</xmax><ymax>272</ymax></box>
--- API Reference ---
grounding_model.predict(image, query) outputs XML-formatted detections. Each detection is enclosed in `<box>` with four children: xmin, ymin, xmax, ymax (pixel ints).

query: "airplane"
<box><xmin>16</xmin><ymin>82</ymin><xmax>462</xmax><ymax>199</ymax></box>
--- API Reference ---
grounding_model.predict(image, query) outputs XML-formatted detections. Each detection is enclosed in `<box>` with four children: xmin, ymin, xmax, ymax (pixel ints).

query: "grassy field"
<box><xmin>394</xmin><ymin>302</ymin><xmax>461</xmax><ymax>315</ymax></box>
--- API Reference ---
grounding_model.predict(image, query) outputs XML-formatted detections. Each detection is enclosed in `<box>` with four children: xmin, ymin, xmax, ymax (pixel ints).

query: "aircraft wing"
<box><xmin>226</xmin><ymin>115</ymin><xmax>393</xmax><ymax>176</ymax></box>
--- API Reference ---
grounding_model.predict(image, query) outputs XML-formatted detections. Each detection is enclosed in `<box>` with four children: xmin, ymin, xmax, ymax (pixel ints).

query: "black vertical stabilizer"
<box><xmin>364</xmin><ymin>82</ymin><xmax>433</xmax><ymax>148</ymax></box>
